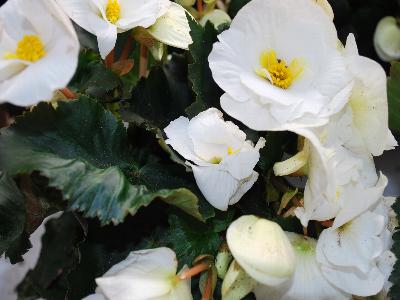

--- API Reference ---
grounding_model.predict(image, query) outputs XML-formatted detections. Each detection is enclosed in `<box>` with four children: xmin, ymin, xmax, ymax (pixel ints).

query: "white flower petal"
<box><xmin>117</xmin><ymin>0</ymin><xmax>170</xmax><ymax>30</ymax></box>
<box><xmin>96</xmin><ymin>248</ymin><xmax>178</xmax><ymax>300</ymax></box>
<box><xmin>318</xmin><ymin>248</ymin><xmax>385</xmax><ymax>297</ymax></box>
<box><xmin>55</xmin><ymin>0</ymin><xmax>103</xmax><ymax>36</ymax></box>
<box><xmin>164</xmin><ymin>116</ymin><xmax>206</xmax><ymax>166</ymax></box>
<box><xmin>82</xmin><ymin>294</ymin><xmax>106</xmax><ymax>300</ymax></box>
<box><xmin>332</xmin><ymin>173</ymin><xmax>388</xmax><ymax>229</ymax></box>
<box><xmin>343</xmin><ymin>34</ymin><xmax>396</xmax><ymax>156</ymax></box>
<box><xmin>254</xmin><ymin>233</ymin><xmax>350</xmax><ymax>300</ymax></box>
<box><xmin>187</xmin><ymin>108</ymin><xmax>245</xmax><ymax>162</ymax></box>
<box><xmin>318</xmin><ymin>211</ymin><xmax>385</xmax><ymax>274</ymax></box>
<box><xmin>191</xmin><ymin>164</ymin><xmax>239</xmax><ymax>211</ymax></box>
<box><xmin>148</xmin><ymin>2</ymin><xmax>192</xmax><ymax>50</ymax></box>
<box><xmin>229</xmin><ymin>171</ymin><xmax>259</xmax><ymax>205</ymax></box>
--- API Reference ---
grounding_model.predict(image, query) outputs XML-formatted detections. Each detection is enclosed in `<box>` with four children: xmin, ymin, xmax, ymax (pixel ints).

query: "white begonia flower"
<box><xmin>164</xmin><ymin>108</ymin><xmax>265</xmax><ymax>211</ymax></box>
<box><xmin>274</xmin><ymin>102</ymin><xmax>388</xmax><ymax>227</ymax></box>
<box><xmin>83</xmin><ymin>247</ymin><xmax>192</xmax><ymax>300</ymax></box>
<box><xmin>254</xmin><ymin>232</ymin><xmax>350</xmax><ymax>300</ymax></box>
<box><xmin>208</xmin><ymin>0</ymin><xmax>353</xmax><ymax>132</ymax></box>
<box><xmin>342</xmin><ymin>34</ymin><xmax>397</xmax><ymax>156</ymax></box>
<box><xmin>226</xmin><ymin>215</ymin><xmax>296</xmax><ymax>286</ymax></box>
<box><xmin>374</xmin><ymin>16</ymin><xmax>400</xmax><ymax>62</ymax></box>
<box><xmin>316</xmin><ymin>204</ymin><xmax>395</xmax><ymax>297</ymax></box>
<box><xmin>56</xmin><ymin>0</ymin><xmax>192</xmax><ymax>59</ymax></box>
<box><xmin>0</xmin><ymin>0</ymin><xmax>79</xmax><ymax>106</ymax></box>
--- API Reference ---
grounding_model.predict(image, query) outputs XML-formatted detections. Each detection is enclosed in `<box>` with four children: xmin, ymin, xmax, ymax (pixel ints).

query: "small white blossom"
<box><xmin>83</xmin><ymin>247</ymin><xmax>192</xmax><ymax>300</ymax></box>
<box><xmin>0</xmin><ymin>0</ymin><xmax>79</xmax><ymax>106</ymax></box>
<box><xmin>164</xmin><ymin>108</ymin><xmax>265</xmax><ymax>210</ymax></box>
<box><xmin>56</xmin><ymin>0</ymin><xmax>191</xmax><ymax>58</ymax></box>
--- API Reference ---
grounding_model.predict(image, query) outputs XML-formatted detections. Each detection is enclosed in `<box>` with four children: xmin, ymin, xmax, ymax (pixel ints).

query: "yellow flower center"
<box><xmin>106</xmin><ymin>0</ymin><xmax>121</xmax><ymax>24</ymax></box>
<box><xmin>256</xmin><ymin>49</ymin><xmax>304</xmax><ymax>89</ymax></box>
<box><xmin>4</xmin><ymin>35</ymin><xmax>46</xmax><ymax>62</ymax></box>
<box><xmin>227</xmin><ymin>146</ymin><xmax>239</xmax><ymax>155</ymax></box>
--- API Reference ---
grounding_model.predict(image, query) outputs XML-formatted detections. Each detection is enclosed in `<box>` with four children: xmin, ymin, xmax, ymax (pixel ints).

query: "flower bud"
<box><xmin>199</xmin><ymin>9</ymin><xmax>231</xmax><ymax>29</ymax></box>
<box><xmin>374</xmin><ymin>16</ymin><xmax>400</xmax><ymax>62</ymax></box>
<box><xmin>215</xmin><ymin>242</ymin><xmax>233</xmax><ymax>279</ymax></box>
<box><xmin>226</xmin><ymin>215</ymin><xmax>296</xmax><ymax>286</ymax></box>
<box><xmin>221</xmin><ymin>260</ymin><xmax>257</xmax><ymax>300</ymax></box>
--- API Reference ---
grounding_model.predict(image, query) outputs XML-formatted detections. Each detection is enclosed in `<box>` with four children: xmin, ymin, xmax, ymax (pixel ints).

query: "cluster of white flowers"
<box><xmin>163</xmin><ymin>0</ymin><xmax>398</xmax><ymax>299</ymax></box>
<box><xmin>0</xmin><ymin>0</ymin><xmax>192</xmax><ymax>107</ymax></box>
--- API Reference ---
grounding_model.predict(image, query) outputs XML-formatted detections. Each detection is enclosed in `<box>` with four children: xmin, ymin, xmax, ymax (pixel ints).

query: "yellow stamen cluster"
<box><xmin>106</xmin><ymin>0</ymin><xmax>121</xmax><ymax>24</ymax></box>
<box><xmin>5</xmin><ymin>35</ymin><xmax>46</xmax><ymax>62</ymax></box>
<box><xmin>227</xmin><ymin>146</ymin><xmax>239</xmax><ymax>155</ymax></box>
<box><xmin>256</xmin><ymin>49</ymin><xmax>303</xmax><ymax>89</ymax></box>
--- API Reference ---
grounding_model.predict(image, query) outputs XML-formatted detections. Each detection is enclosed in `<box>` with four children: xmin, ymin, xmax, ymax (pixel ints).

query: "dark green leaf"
<box><xmin>166</xmin><ymin>213</ymin><xmax>222</xmax><ymax>266</ymax></box>
<box><xmin>0</xmin><ymin>173</ymin><xmax>29</xmax><ymax>263</ymax></box>
<box><xmin>186</xmin><ymin>16</ymin><xmax>223</xmax><ymax>117</ymax></box>
<box><xmin>17</xmin><ymin>212</ymin><xmax>84</xmax><ymax>300</ymax></box>
<box><xmin>0</xmin><ymin>97</ymin><xmax>204</xmax><ymax>225</ymax></box>
<box><xmin>388</xmin><ymin>62</ymin><xmax>400</xmax><ymax>132</ymax></box>
<box><xmin>121</xmin><ymin>55</ymin><xmax>192</xmax><ymax>129</ymax></box>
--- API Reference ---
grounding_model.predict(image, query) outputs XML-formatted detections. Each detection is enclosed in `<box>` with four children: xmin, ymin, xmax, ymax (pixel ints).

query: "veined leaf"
<box><xmin>0</xmin><ymin>97</ymin><xmax>205</xmax><ymax>225</ymax></box>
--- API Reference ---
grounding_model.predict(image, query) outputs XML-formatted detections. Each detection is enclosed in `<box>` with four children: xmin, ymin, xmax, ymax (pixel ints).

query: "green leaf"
<box><xmin>0</xmin><ymin>97</ymin><xmax>205</xmax><ymax>225</ymax></box>
<box><xmin>0</xmin><ymin>173</ymin><xmax>29</xmax><ymax>263</ymax></box>
<box><xmin>388</xmin><ymin>62</ymin><xmax>400</xmax><ymax>132</ymax></box>
<box><xmin>228</xmin><ymin>0</ymin><xmax>251</xmax><ymax>18</ymax></box>
<box><xmin>186</xmin><ymin>16</ymin><xmax>223</xmax><ymax>117</ymax></box>
<box><xmin>122</xmin><ymin>54</ymin><xmax>192</xmax><ymax>129</ymax></box>
<box><xmin>389</xmin><ymin>197</ymin><xmax>400</xmax><ymax>298</ymax></box>
<box><xmin>17</xmin><ymin>212</ymin><xmax>84</xmax><ymax>300</ymax></box>
<box><xmin>166</xmin><ymin>213</ymin><xmax>222</xmax><ymax>266</ymax></box>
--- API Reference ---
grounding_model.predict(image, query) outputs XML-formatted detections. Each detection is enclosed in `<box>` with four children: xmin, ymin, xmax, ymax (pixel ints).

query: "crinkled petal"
<box><xmin>318</xmin><ymin>211</ymin><xmax>385</xmax><ymax>274</ymax></box>
<box><xmin>332</xmin><ymin>173</ymin><xmax>388</xmax><ymax>229</ymax></box>
<box><xmin>317</xmin><ymin>248</ymin><xmax>385</xmax><ymax>297</ymax></box>
<box><xmin>229</xmin><ymin>171</ymin><xmax>259</xmax><ymax>205</ymax></box>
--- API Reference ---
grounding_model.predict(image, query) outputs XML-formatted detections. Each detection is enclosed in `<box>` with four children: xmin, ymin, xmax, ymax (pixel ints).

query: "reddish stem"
<box><xmin>320</xmin><ymin>220</ymin><xmax>334</xmax><ymax>228</ymax></box>
<box><xmin>179</xmin><ymin>262</ymin><xmax>211</xmax><ymax>280</ymax></box>
<box><xmin>201</xmin><ymin>270</ymin><xmax>213</xmax><ymax>300</ymax></box>
<box><xmin>59</xmin><ymin>88</ymin><xmax>76</xmax><ymax>99</ymax></box>
<box><xmin>105</xmin><ymin>49</ymin><xmax>115</xmax><ymax>68</ymax></box>
<box><xmin>119</xmin><ymin>36</ymin><xmax>133</xmax><ymax>61</ymax></box>
<box><xmin>139</xmin><ymin>44</ymin><xmax>148</xmax><ymax>78</ymax></box>
<box><xmin>197</xmin><ymin>0</ymin><xmax>203</xmax><ymax>14</ymax></box>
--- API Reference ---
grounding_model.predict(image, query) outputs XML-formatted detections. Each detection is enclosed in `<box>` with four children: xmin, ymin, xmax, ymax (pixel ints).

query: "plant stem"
<box><xmin>119</xmin><ymin>36</ymin><xmax>133</xmax><ymax>61</ymax></box>
<box><xmin>197</xmin><ymin>0</ymin><xmax>203</xmax><ymax>15</ymax></box>
<box><xmin>179</xmin><ymin>262</ymin><xmax>211</xmax><ymax>280</ymax></box>
<box><xmin>139</xmin><ymin>44</ymin><xmax>148</xmax><ymax>78</ymax></box>
<box><xmin>105</xmin><ymin>49</ymin><xmax>115</xmax><ymax>68</ymax></box>
<box><xmin>201</xmin><ymin>270</ymin><xmax>213</xmax><ymax>300</ymax></box>
<box><xmin>59</xmin><ymin>88</ymin><xmax>76</xmax><ymax>99</ymax></box>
